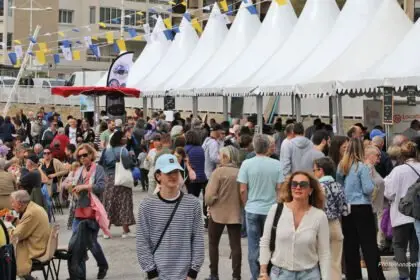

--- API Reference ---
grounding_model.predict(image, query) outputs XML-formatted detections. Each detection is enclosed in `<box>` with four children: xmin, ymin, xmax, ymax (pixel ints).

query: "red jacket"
<box><xmin>50</xmin><ymin>134</ymin><xmax>70</xmax><ymax>161</ymax></box>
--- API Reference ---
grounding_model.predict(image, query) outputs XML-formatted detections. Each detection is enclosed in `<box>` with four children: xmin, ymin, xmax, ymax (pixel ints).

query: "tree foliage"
<box><xmin>290</xmin><ymin>0</ymin><xmax>347</xmax><ymax>16</ymax></box>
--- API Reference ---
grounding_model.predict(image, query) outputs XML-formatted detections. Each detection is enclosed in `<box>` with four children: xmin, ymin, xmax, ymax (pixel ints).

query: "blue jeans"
<box><xmin>270</xmin><ymin>265</ymin><xmax>320</xmax><ymax>280</ymax></box>
<box><xmin>246</xmin><ymin>212</ymin><xmax>267</xmax><ymax>280</ymax></box>
<box><xmin>415</xmin><ymin>220</ymin><xmax>420</xmax><ymax>280</ymax></box>
<box><xmin>72</xmin><ymin>218</ymin><xmax>108</xmax><ymax>277</ymax></box>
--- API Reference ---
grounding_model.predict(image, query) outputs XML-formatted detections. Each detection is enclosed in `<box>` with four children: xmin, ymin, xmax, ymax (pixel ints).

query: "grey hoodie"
<box><xmin>202</xmin><ymin>137</ymin><xmax>222</xmax><ymax>179</ymax></box>
<box><xmin>280</xmin><ymin>136</ymin><xmax>314</xmax><ymax>177</ymax></box>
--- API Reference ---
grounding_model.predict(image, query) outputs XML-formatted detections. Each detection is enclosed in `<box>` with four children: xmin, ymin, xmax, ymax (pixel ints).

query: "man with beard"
<box><xmin>100</xmin><ymin>119</ymin><xmax>115</xmax><ymax>149</ymax></box>
<box><xmin>300</xmin><ymin>130</ymin><xmax>330</xmax><ymax>173</ymax></box>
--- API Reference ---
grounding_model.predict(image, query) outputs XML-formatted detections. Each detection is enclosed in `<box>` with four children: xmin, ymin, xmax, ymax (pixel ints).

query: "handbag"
<box><xmin>0</xmin><ymin>219</ymin><xmax>16</xmax><ymax>280</ymax></box>
<box><xmin>114</xmin><ymin>148</ymin><xmax>134</xmax><ymax>188</ymax></box>
<box><xmin>267</xmin><ymin>203</ymin><xmax>284</xmax><ymax>275</ymax></box>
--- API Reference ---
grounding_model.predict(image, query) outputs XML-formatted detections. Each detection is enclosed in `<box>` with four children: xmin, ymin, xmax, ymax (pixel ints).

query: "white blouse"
<box><xmin>260</xmin><ymin>204</ymin><xmax>330</xmax><ymax>279</ymax></box>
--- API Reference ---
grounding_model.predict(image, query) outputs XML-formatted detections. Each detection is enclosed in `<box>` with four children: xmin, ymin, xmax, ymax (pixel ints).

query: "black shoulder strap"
<box><xmin>153</xmin><ymin>192</ymin><xmax>184</xmax><ymax>254</ymax></box>
<box><xmin>0</xmin><ymin>219</ymin><xmax>9</xmax><ymax>244</ymax></box>
<box><xmin>405</xmin><ymin>163</ymin><xmax>420</xmax><ymax>178</ymax></box>
<box><xmin>269</xmin><ymin>203</ymin><xmax>283</xmax><ymax>252</ymax></box>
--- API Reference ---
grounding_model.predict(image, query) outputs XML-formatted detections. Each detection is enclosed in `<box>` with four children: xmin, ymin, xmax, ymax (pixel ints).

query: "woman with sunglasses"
<box><xmin>337</xmin><ymin>138</ymin><xmax>385</xmax><ymax>280</ymax></box>
<box><xmin>259</xmin><ymin>171</ymin><xmax>329</xmax><ymax>280</ymax></box>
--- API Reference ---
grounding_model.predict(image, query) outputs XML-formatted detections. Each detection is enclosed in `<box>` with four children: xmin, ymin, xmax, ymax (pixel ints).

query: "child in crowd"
<box><xmin>137</xmin><ymin>145</ymin><xmax>149</xmax><ymax>192</ymax></box>
<box><xmin>62</xmin><ymin>161</ymin><xmax>81</xmax><ymax>230</ymax></box>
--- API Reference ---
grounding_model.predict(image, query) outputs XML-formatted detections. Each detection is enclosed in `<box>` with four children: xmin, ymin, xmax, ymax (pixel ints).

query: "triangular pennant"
<box><xmin>72</xmin><ymin>50</ymin><xmax>81</xmax><ymax>60</ymax></box>
<box><xmin>98</xmin><ymin>22</ymin><xmax>107</xmax><ymax>28</ymax></box>
<box><xmin>183</xmin><ymin>12</ymin><xmax>191</xmax><ymax>22</ymax></box>
<box><xmin>105</xmin><ymin>32</ymin><xmax>114</xmax><ymax>44</ymax></box>
<box><xmin>163</xmin><ymin>29</ymin><xmax>174</xmax><ymax>40</ymax></box>
<box><xmin>53</xmin><ymin>53</ymin><xmax>60</xmax><ymax>64</ymax></box>
<box><xmin>38</xmin><ymin>42</ymin><xmax>48</xmax><ymax>53</ymax></box>
<box><xmin>128</xmin><ymin>28</ymin><xmax>137</xmax><ymax>38</ymax></box>
<box><xmin>191</xmin><ymin>18</ymin><xmax>202</xmax><ymax>33</ymax></box>
<box><xmin>181</xmin><ymin>0</ymin><xmax>187</xmax><ymax>6</ymax></box>
<box><xmin>13</xmin><ymin>40</ymin><xmax>22</xmax><ymax>45</ymax></box>
<box><xmin>60</xmin><ymin>46</ymin><xmax>73</xmax><ymax>61</ymax></box>
<box><xmin>246</xmin><ymin>5</ymin><xmax>257</xmax><ymax>15</ymax></box>
<box><xmin>35</xmin><ymin>51</ymin><xmax>46</xmax><ymax>65</ymax></box>
<box><xmin>113</xmin><ymin>43</ymin><xmax>120</xmax><ymax>53</ymax></box>
<box><xmin>116</xmin><ymin>39</ymin><xmax>127</xmax><ymax>52</ymax></box>
<box><xmin>14</xmin><ymin>45</ymin><xmax>23</xmax><ymax>58</ymax></box>
<box><xmin>163</xmin><ymin>18</ymin><xmax>172</xmax><ymax>29</ymax></box>
<box><xmin>8</xmin><ymin>52</ymin><xmax>17</xmax><ymax>65</ymax></box>
<box><xmin>219</xmin><ymin>0</ymin><xmax>228</xmax><ymax>11</ymax></box>
<box><xmin>275</xmin><ymin>0</ymin><xmax>287</xmax><ymax>5</ymax></box>
<box><xmin>72</xmin><ymin>28</ymin><xmax>80</xmax><ymax>32</ymax></box>
<box><xmin>58</xmin><ymin>31</ymin><xmax>65</xmax><ymax>37</ymax></box>
<box><xmin>29</xmin><ymin>36</ymin><xmax>37</xmax><ymax>44</ymax></box>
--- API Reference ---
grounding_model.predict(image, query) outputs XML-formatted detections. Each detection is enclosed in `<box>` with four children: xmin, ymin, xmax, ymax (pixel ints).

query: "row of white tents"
<box><xmin>98</xmin><ymin>0</ymin><xmax>420</xmax><ymax>133</ymax></box>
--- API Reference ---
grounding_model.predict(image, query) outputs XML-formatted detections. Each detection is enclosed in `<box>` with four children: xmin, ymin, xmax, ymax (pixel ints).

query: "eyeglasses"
<box><xmin>43</xmin><ymin>152</ymin><xmax>51</xmax><ymax>155</ymax></box>
<box><xmin>78</xmin><ymin>153</ymin><xmax>89</xmax><ymax>159</ymax></box>
<box><xmin>291</xmin><ymin>181</ymin><xmax>310</xmax><ymax>189</ymax></box>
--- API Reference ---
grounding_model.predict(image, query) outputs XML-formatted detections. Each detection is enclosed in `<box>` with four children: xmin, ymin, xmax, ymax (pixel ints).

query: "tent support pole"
<box><xmin>94</xmin><ymin>96</ymin><xmax>100</xmax><ymax>128</ymax></box>
<box><xmin>150</xmin><ymin>97</ymin><xmax>154</xmax><ymax>113</ymax></box>
<box><xmin>256</xmin><ymin>95</ymin><xmax>263</xmax><ymax>134</ymax></box>
<box><xmin>223</xmin><ymin>96</ymin><xmax>229</xmax><ymax>121</ymax></box>
<box><xmin>291</xmin><ymin>95</ymin><xmax>295</xmax><ymax>117</ymax></box>
<box><xmin>192</xmin><ymin>96</ymin><xmax>198</xmax><ymax>118</ymax></box>
<box><xmin>337</xmin><ymin>94</ymin><xmax>343</xmax><ymax>135</ymax></box>
<box><xmin>143</xmin><ymin>97</ymin><xmax>148</xmax><ymax>117</ymax></box>
<box><xmin>331</xmin><ymin>95</ymin><xmax>340</xmax><ymax>135</ymax></box>
<box><xmin>295</xmin><ymin>95</ymin><xmax>302</xmax><ymax>122</ymax></box>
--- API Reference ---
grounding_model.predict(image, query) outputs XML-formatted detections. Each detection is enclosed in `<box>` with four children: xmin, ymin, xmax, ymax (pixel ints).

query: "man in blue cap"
<box><xmin>136</xmin><ymin>154</ymin><xmax>204</xmax><ymax>280</ymax></box>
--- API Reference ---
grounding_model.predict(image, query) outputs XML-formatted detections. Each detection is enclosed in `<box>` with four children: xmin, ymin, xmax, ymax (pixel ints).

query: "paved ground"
<box><xmin>31</xmin><ymin>188</ymin><xmax>400</xmax><ymax>280</ymax></box>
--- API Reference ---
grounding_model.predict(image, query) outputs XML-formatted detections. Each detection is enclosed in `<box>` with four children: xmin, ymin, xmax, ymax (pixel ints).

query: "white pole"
<box><xmin>3</xmin><ymin>25</ymin><xmax>41</xmax><ymax>116</ymax></box>
<box><xmin>3</xmin><ymin>0</ymin><xmax>8</xmax><ymax>64</ymax></box>
<box><xmin>29</xmin><ymin>0</ymin><xmax>33</xmax><ymax>69</ymax></box>
<box><xmin>120</xmin><ymin>0</ymin><xmax>125</xmax><ymax>40</ymax></box>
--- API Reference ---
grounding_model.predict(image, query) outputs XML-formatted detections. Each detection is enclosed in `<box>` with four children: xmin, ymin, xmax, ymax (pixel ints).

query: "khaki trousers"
<box><xmin>329</xmin><ymin>219</ymin><xmax>344</xmax><ymax>280</ymax></box>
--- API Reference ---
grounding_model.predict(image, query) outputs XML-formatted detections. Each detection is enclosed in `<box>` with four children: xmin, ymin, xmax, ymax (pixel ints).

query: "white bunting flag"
<box><xmin>60</xmin><ymin>46</ymin><xmax>73</xmax><ymax>61</ymax></box>
<box><xmin>84</xmin><ymin>36</ymin><xmax>93</xmax><ymax>48</ymax></box>
<box><xmin>223</xmin><ymin>14</ymin><xmax>231</xmax><ymax>24</ymax></box>
<box><xmin>14</xmin><ymin>45</ymin><xmax>23</xmax><ymax>58</ymax></box>
<box><xmin>143</xmin><ymin>24</ymin><xmax>151</xmax><ymax>36</ymax></box>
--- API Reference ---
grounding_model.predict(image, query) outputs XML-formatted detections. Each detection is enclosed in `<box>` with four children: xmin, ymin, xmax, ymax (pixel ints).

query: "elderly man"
<box><xmin>33</xmin><ymin>143</ymin><xmax>43</xmax><ymax>159</ymax></box>
<box><xmin>238</xmin><ymin>134</ymin><xmax>284</xmax><ymax>280</ymax></box>
<box><xmin>0</xmin><ymin>158</ymin><xmax>16</xmax><ymax>209</ymax></box>
<box><xmin>9</xmin><ymin>190</ymin><xmax>49</xmax><ymax>280</ymax></box>
<box><xmin>371</xmin><ymin>133</ymin><xmax>393</xmax><ymax>178</ymax></box>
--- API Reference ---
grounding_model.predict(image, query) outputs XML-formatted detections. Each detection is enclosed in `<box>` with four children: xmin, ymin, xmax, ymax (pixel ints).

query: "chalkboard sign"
<box><xmin>163</xmin><ymin>96</ymin><xmax>175</xmax><ymax>110</ymax></box>
<box><xmin>230</xmin><ymin>97</ymin><xmax>244</xmax><ymax>118</ymax></box>
<box><xmin>382</xmin><ymin>86</ymin><xmax>394</xmax><ymax>125</ymax></box>
<box><xmin>406</xmin><ymin>86</ymin><xmax>417</xmax><ymax>106</ymax></box>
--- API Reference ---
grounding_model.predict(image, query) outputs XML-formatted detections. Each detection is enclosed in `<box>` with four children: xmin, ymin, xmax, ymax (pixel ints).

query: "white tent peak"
<box><xmin>214</xmin><ymin>0</ymin><xmax>297</xmax><ymax>90</ymax></box>
<box><xmin>127</xmin><ymin>17</ymin><xmax>172</xmax><ymax>87</ymax></box>
<box><xmin>184</xmin><ymin>0</ymin><xmax>261</xmax><ymax>92</ymax></box>
<box><xmin>253</xmin><ymin>0</ymin><xmax>340</xmax><ymax>89</ymax></box>
<box><xmin>164</xmin><ymin>1</ymin><xmax>228</xmax><ymax>91</ymax></box>
<box><xmin>138</xmin><ymin>14</ymin><xmax>199</xmax><ymax>91</ymax></box>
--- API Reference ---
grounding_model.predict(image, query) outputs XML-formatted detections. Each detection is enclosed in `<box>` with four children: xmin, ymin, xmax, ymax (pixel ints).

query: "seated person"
<box><xmin>9</xmin><ymin>190</ymin><xmax>50</xmax><ymax>280</ymax></box>
<box><xmin>0</xmin><ymin>219</ymin><xmax>7</xmax><ymax>246</ymax></box>
<box><xmin>0</xmin><ymin>158</ymin><xmax>16</xmax><ymax>209</ymax></box>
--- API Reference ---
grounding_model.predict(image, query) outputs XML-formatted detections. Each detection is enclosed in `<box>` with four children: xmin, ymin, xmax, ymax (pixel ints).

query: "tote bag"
<box><xmin>115</xmin><ymin>148</ymin><xmax>134</xmax><ymax>188</ymax></box>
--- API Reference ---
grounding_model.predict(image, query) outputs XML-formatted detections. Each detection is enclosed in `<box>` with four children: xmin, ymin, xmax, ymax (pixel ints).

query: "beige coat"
<box><xmin>11</xmin><ymin>201</ymin><xmax>50</xmax><ymax>276</ymax></box>
<box><xmin>205</xmin><ymin>164</ymin><xmax>242</xmax><ymax>224</ymax></box>
<box><xmin>0</xmin><ymin>170</ymin><xmax>16</xmax><ymax>210</ymax></box>
<box><xmin>39</xmin><ymin>158</ymin><xmax>68</xmax><ymax>196</ymax></box>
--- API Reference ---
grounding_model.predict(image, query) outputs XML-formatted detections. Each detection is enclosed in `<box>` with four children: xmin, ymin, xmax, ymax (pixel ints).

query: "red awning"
<box><xmin>51</xmin><ymin>86</ymin><xmax>140</xmax><ymax>98</ymax></box>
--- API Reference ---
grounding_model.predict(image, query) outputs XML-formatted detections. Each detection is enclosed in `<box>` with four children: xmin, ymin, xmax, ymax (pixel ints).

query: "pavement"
<box><xmin>31</xmin><ymin>188</ymin><xmax>400</xmax><ymax>280</ymax></box>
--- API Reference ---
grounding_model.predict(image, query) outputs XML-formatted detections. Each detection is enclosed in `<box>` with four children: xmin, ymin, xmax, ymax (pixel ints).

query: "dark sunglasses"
<box><xmin>291</xmin><ymin>181</ymin><xmax>310</xmax><ymax>189</ymax></box>
<box><xmin>43</xmin><ymin>152</ymin><xmax>51</xmax><ymax>155</ymax></box>
<box><xmin>78</xmin><ymin>153</ymin><xmax>89</xmax><ymax>159</ymax></box>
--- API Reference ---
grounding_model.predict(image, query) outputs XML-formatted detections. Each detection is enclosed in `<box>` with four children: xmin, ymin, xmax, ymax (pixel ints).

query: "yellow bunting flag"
<box><xmin>163</xmin><ymin>18</ymin><xmax>172</xmax><ymax>29</ymax></box>
<box><xmin>116</xmin><ymin>39</ymin><xmax>127</xmax><ymax>52</ymax></box>
<box><xmin>14</xmin><ymin>58</ymin><xmax>21</xmax><ymax>68</ymax></box>
<box><xmin>191</xmin><ymin>18</ymin><xmax>202</xmax><ymax>33</ymax></box>
<box><xmin>58</xmin><ymin>31</ymin><xmax>65</xmax><ymax>37</ymax></box>
<box><xmin>181</xmin><ymin>0</ymin><xmax>187</xmax><ymax>6</ymax></box>
<box><xmin>105</xmin><ymin>32</ymin><xmax>114</xmax><ymax>44</ymax></box>
<box><xmin>72</xmin><ymin>50</ymin><xmax>81</xmax><ymax>60</ymax></box>
<box><xmin>91</xmin><ymin>36</ymin><xmax>98</xmax><ymax>41</ymax></box>
<box><xmin>136</xmin><ymin>11</ymin><xmax>144</xmax><ymax>15</ymax></box>
<box><xmin>168</xmin><ymin>1</ymin><xmax>176</xmax><ymax>4</ymax></box>
<box><xmin>134</xmin><ymin>35</ymin><xmax>143</xmax><ymax>41</ymax></box>
<box><xmin>35</xmin><ymin>51</ymin><xmax>46</xmax><ymax>65</ymax></box>
<box><xmin>38</xmin><ymin>42</ymin><xmax>48</xmax><ymax>53</ymax></box>
<box><xmin>98</xmin><ymin>22</ymin><xmax>107</xmax><ymax>28</ymax></box>
<box><xmin>13</xmin><ymin>40</ymin><xmax>21</xmax><ymax>45</ymax></box>
<box><xmin>219</xmin><ymin>0</ymin><xmax>228</xmax><ymax>11</ymax></box>
<box><xmin>275</xmin><ymin>0</ymin><xmax>287</xmax><ymax>5</ymax></box>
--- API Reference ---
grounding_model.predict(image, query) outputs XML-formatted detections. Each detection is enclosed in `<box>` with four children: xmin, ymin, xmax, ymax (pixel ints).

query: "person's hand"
<box><xmin>48</xmin><ymin>174</ymin><xmax>55</xmax><ymax>179</ymax></box>
<box><xmin>258</xmin><ymin>273</ymin><xmax>270</xmax><ymax>280</ymax></box>
<box><xmin>73</xmin><ymin>185</ymin><xmax>87</xmax><ymax>193</ymax></box>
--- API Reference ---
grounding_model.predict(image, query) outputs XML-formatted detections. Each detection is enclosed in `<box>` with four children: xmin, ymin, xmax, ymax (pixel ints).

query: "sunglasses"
<box><xmin>78</xmin><ymin>153</ymin><xmax>89</xmax><ymax>159</ymax></box>
<box><xmin>291</xmin><ymin>181</ymin><xmax>310</xmax><ymax>189</ymax></box>
<box><xmin>43</xmin><ymin>152</ymin><xmax>51</xmax><ymax>155</ymax></box>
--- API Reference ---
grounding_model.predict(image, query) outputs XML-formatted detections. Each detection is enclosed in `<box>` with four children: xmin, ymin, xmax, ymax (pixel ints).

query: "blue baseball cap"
<box><xmin>155</xmin><ymin>154</ymin><xmax>184</xmax><ymax>174</ymax></box>
<box><xmin>370</xmin><ymin>129</ymin><xmax>386</xmax><ymax>139</ymax></box>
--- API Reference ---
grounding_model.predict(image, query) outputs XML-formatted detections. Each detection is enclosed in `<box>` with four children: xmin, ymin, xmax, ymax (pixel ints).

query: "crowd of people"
<box><xmin>1</xmin><ymin>105</ymin><xmax>420</xmax><ymax>280</ymax></box>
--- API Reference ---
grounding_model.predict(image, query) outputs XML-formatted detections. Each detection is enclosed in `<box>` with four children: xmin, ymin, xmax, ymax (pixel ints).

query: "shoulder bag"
<box><xmin>267</xmin><ymin>203</ymin><xmax>284</xmax><ymax>274</ymax></box>
<box><xmin>114</xmin><ymin>147</ymin><xmax>134</xmax><ymax>188</ymax></box>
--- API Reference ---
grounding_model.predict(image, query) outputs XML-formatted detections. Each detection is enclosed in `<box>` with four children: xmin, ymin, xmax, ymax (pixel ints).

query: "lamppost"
<box><xmin>10</xmin><ymin>1</ymin><xmax>52</xmax><ymax>69</ymax></box>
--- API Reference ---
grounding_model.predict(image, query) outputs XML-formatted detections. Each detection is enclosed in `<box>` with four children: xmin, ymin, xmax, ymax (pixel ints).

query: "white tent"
<box><xmin>297</xmin><ymin>0</ymin><xmax>412</xmax><ymax>96</ymax></box>
<box><xmin>246</xmin><ymin>0</ymin><xmax>340</xmax><ymax>95</ymax></box>
<box><xmin>268</xmin><ymin>0</ymin><xmax>381</xmax><ymax>95</ymax></box>
<box><xmin>212</xmin><ymin>0</ymin><xmax>297</xmax><ymax>95</ymax></box>
<box><xmin>127</xmin><ymin>17</ymin><xmax>171</xmax><ymax>87</ymax></box>
<box><xmin>135</xmin><ymin>14</ymin><xmax>199</xmax><ymax>93</ymax></box>
<box><xmin>178</xmin><ymin>0</ymin><xmax>261</xmax><ymax>96</ymax></box>
<box><xmin>165</xmin><ymin>4</ymin><xmax>228</xmax><ymax>95</ymax></box>
<box><xmin>95</xmin><ymin>74</ymin><xmax>107</xmax><ymax>87</ymax></box>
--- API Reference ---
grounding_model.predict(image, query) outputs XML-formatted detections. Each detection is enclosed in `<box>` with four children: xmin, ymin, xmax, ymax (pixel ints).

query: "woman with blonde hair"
<box><xmin>259</xmin><ymin>171</ymin><xmax>330</xmax><ymax>280</ymax></box>
<box><xmin>337</xmin><ymin>138</ymin><xmax>385</xmax><ymax>280</ymax></box>
<box><xmin>205</xmin><ymin>145</ymin><xmax>242</xmax><ymax>280</ymax></box>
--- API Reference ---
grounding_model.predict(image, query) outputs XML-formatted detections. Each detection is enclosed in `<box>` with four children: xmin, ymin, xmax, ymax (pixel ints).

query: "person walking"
<box><xmin>184</xmin><ymin>130</ymin><xmax>206</xmax><ymax>197</ymax></box>
<box><xmin>136</xmin><ymin>154</ymin><xmax>204</xmax><ymax>280</ymax></box>
<box><xmin>205</xmin><ymin>146</ymin><xmax>242</xmax><ymax>280</ymax></box>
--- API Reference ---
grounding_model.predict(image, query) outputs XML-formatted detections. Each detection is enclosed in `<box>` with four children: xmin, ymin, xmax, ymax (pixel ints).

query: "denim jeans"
<box><xmin>72</xmin><ymin>218</ymin><xmax>108</xmax><ymax>278</ymax></box>
<box><xmin>270</xmin><ymin>265</ymin><xmax>320</xmax><ymax>280</ymax></box>
<box><xmin>246</xmin><ymin>212</ymin><xmax>267</xmax><ymax>280</ymax></box>
<box><xmin>414</xmin><ymin>220</ymin><xmax>420</xmax><ymax>280</ymax></box>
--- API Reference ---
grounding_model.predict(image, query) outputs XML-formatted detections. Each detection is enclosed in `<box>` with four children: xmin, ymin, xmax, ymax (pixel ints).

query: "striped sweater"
<box><xmin>136</xmin><ymin>192</ymin><xmax>205</xmax><ymax>280</ymax></box>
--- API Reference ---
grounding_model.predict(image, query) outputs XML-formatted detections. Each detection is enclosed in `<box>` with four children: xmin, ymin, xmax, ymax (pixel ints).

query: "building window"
<box><xmin>89</xmin><ymin>6</ymin><xmax>96</xmax><ymax>24</ymax></box>
<box><xmin>59</xmin><ymin>9</ymin><xmax>74</xmax><ymax>24</ymax></box>
<box><xmin>0</xmin><ymin>33</ymin><xmax>13</xmax><ymax>49</ymax></box>
<box><xmin>100</xmin><ymin>7</ymin><xmax>123</xmax><ymax>24</ymax></box>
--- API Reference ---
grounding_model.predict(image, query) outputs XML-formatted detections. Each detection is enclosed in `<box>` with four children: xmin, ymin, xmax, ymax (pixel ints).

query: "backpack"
<box><xmin>398</xmin><ymin>163</ymin><xmax>420</xmax><ymax>219</ymax></box>
<box><xmin>0</xmin><ymin>219</ymin><xmax>16</xmax><ymax>280</ymax></box>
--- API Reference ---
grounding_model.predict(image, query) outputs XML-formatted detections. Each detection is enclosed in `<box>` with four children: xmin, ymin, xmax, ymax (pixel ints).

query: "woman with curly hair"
<box><xmin>259</xmin><ymin>171</ymin><xmax>330</xmax><ymax>280</ymax></box>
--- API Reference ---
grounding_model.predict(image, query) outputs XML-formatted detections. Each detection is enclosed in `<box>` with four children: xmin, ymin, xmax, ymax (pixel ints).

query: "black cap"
<box><xmin>210</xmin><ymin>123</ymin><xmax>223</xmax><ymax>132</ymax></box>
<box><xmin>26</xmin><ymin>153</ymin><xmax>39</xmax><ymax>164</ymax></box>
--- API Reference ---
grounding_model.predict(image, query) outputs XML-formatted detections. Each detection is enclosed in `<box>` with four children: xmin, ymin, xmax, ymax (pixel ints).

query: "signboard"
<box><xmin>80</xmin><ymin>96</ymin><xmax>95</xmax><ymax>112</ymax></box>
<box><xmin>164</xmin><ymin>96</ymin><xmax>175</xmax><ymax>110</ymax></box>
<box><xmin>230</xmin><ymin>97</ymin><xmax>244</xmax><ymax>119</ymax></box>
<box><xmin>363</xmin><ymin>100</ymin><xmax>382</xmax><ymax>131</ymax></box>
<box><xmin>406</xmin><ymin>86</ymin><xmax>417</xmax><ymax>106</ymax></box>
<box><xmin>382</xmin><ymin>86</ymin><xmax>394</xmax><ymax>125</ymax></box>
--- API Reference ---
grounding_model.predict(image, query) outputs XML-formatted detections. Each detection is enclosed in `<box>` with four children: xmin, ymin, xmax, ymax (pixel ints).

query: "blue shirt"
<box><xmin>237</xmin><ymin>156</ymin><xmax>284</xmax><ymax>215</ymax></box>
<box><xmin>336</xmin><ymin>162</ymin><xmax>374</xmax><ymax>205</ymax></box>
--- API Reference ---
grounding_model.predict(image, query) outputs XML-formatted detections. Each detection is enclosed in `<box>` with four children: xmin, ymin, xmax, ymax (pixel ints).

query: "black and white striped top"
<box><xmin>136</xmin><ymin>192</ymin><xmax>205</xmax><ymax>280</ymax></box>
